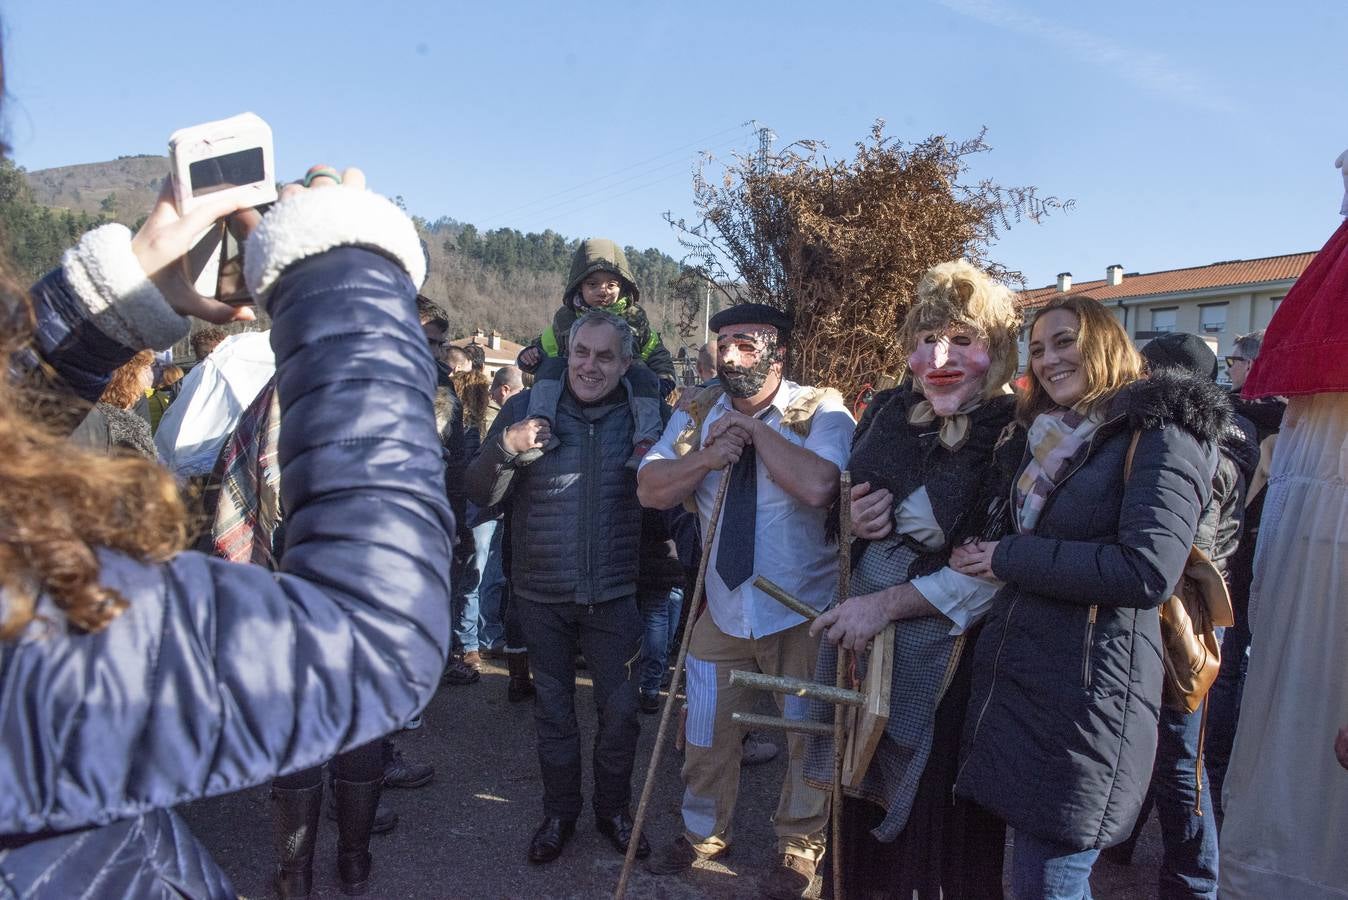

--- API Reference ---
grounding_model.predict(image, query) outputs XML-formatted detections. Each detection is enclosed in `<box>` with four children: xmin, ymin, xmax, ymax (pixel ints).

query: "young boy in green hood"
<box><xmin>517</xmin><ymin>237</ymin><xmax>675</xmax><ymax>465</ymax></box>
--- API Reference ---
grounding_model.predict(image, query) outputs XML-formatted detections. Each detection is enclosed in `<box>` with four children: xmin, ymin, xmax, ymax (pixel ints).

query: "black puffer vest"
<box><xmin>509</xmin><ymin>389</ymin><xmax>642</xmax><ymax>604</ymax></box>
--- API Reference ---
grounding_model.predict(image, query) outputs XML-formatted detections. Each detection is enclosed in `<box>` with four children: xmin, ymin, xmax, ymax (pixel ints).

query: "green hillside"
<box><xmin>7</xmin><ymin>156</ymin><xmax>702</xmax><ymax>354</ymax></box>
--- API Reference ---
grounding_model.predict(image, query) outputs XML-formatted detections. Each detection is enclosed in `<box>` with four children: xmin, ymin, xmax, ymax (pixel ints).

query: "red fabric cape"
<box><xmin>1243</xmin><ymin>219</ymin><xmax>1348</xmax><ymax>398</ymax></box>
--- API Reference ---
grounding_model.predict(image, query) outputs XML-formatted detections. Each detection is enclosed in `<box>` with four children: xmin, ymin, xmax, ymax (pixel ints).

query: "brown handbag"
<box><xmin>1123</xmin><ymin>431</ymin><xmax>1235</xmax><ymax>714</ymax></box>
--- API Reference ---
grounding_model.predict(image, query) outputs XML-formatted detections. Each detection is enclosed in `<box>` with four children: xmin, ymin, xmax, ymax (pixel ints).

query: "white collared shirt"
<box><xmin>642</xmin><ymin>379</ymin><xmax>855</xmax><ymax>638</ymax></box>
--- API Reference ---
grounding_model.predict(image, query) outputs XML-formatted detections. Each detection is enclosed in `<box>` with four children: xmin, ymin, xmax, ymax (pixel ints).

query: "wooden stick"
<box><xmin>752</xmin><ymin>576</ymin><xmax>821</xmax><ymax>621</ymax></box>
<box><xmin>833</xmin><ymin>471</ymin><xmax>852</xmax><ymax>900</ymax></box>
<box><xmin>728</xmin><ymin>669</ymin><xmax>865</xmax><ymax>706</ymax></box>
<box><xmin>731</xmin><ymin>711</ymin><xmax>834</xmax><ymax>736</ymax></box>
<box><xmin>614</xmin><ymin>470</ymin><xmax>732</xmax><ymax>900</ymax></box>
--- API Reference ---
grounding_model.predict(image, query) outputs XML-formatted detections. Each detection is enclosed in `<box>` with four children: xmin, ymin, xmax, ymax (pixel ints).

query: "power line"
<box><xmin>511</xmin><ymin>167</ymin><xmax>699</xmax><ymax>230</ymax></box>
<box><xmin>495</xmin><ymin>135</ymin><xmax>746</xmax><ymax>227</ymax></box>
<box><xmin>480</xmin><ymin>123</ymin><xmax>752</xmax><ymax>222</ymax></box>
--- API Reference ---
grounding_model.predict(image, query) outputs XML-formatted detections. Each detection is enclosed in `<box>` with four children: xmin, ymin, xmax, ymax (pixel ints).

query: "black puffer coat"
<box><xmin>955</xmin><ymin>369</ymin><xmax>1225</xmax><ymax>851</ymax></box>
<box><xmin>465</xmin><ymin>386</ymin><xmax>642</xmax><ymax>604</ymax></box>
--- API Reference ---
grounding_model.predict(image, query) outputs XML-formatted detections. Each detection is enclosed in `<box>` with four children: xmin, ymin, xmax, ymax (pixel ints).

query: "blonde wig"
<box><xmin>898</xmin><ymin>259</ymin><xmax>1022</xmax><ymax>396</ymax></box>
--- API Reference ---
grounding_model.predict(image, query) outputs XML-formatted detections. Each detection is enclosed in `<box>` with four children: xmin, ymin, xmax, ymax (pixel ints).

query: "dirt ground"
<box><xmin>183</xmin><ymin>659</ymin><xmax>1165</xmax><ymax>899</ymax></box>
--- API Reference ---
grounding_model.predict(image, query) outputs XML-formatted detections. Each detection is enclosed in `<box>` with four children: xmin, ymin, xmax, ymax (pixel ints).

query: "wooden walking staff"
<box><xmin>831</xmin><ymin>470</ymin><xmax>853</xmax><ymax>900</ymax></box>
<box><xmin>614</xmin><ymin>469</ymin><xmax>732</xmax><ymax>900</ymax></box>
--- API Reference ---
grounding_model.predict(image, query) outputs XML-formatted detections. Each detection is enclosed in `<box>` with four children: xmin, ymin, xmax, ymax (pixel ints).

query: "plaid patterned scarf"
<box><xmin>211</xmin><ymin>377</ymin><xmax>282</xmax><ymax>568</ymax></box>
<box><xmin>1014</xmin><ymin>406</ymin><xmax>1104</xmax><ymax>532</ymax></box>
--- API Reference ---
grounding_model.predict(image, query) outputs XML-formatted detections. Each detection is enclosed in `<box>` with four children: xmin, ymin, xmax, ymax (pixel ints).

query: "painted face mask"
<box><xmin>908</xmin><ymin>324</ymin><xmax>991</xmax><ymax>416</ymax></box>
<box><xmin>717</xmin><ymin>327</ymin><xmax>780</xmax><ymax>398</ymax></box>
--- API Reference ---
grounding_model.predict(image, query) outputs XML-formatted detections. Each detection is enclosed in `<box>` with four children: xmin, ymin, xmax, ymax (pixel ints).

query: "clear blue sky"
<box><xmin>4</xmin><ymin>0</ymin><xmax>1345</xmax><ymax>288</ymax></box>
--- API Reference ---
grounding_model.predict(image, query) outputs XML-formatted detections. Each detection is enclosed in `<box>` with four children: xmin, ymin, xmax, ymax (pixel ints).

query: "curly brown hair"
<box><xmin>0</xmin><ymin>110</ymin><xmax>187</xmax><ymax>640</ymax></box>
<box><xmin>100</xmin><ymin>349</ymin><xmax>154</xmax><ymax>409</ymax></box>
<box><xmin>0</xmin><ymin>304</ymin><xmax>189</xmax><ymax>639</ymax></box>
<box><xmin>190</xmin><ymin>326</ymin><xmax>227</xmax><ymax>361</ymax></box>
<box><xmin>451</xmin><ymin>370</ymin><xmax>491</xmax><ymax>434</ymax></box>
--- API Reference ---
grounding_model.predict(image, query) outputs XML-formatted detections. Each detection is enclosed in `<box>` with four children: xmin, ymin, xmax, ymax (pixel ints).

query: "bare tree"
<box><xmin>667</xmin><ymin>122</ymin><xmax>1071</xmax><ymax>397</ymax></box>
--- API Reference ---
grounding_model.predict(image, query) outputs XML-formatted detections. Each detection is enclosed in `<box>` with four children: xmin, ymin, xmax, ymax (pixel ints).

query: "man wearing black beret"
<box><xmin>637</xmin><ymin>302</ymin><xmax>855</xmax><ymax>899</ymax></box>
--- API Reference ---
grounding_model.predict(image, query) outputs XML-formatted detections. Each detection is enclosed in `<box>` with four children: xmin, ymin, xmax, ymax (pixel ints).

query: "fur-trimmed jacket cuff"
<box><xmin>244</xmin><ymin>188</ymin><xmax>426</xmax><ymax>307</ymax></box>
<box><xmin>60</xmin><ymin>224</ymin><xmax>189</xmax><ymax>351</ymax></box>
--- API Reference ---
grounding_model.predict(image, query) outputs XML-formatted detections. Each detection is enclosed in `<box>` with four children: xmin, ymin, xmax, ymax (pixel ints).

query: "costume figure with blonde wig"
<box><xmin>806</xmin><ymin>259</ymin><xmax>1025</xmax><ymax>899</ymax></box>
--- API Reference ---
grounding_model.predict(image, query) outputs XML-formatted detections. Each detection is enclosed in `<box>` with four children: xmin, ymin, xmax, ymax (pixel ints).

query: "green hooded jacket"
<box><xmin>524</xmin><ymin>238</ymin><xmax>674</xmax><ymax>380</ymax></box>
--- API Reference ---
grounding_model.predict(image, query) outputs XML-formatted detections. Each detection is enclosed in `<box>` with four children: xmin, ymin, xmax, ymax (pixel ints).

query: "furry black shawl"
<box><xmin>844</xmin><ymin>386</ymin><xmax>1023</xmax><ymax>578</ymax></box>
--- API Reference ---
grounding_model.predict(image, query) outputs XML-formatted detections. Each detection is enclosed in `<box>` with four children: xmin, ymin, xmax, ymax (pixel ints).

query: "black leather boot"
<box><xmin>507</xmin><ymin>651</ymin><xmax>535</xmax><ymax>703</ymax></box>
<box><xmin>271</xmin><ymin>783</ymin><xmax>323</xmax><ymax>899</ymax></box>
<box><xmin>333</xmin><ymin>776</ymin><xmax>382</xmax><ymax>895</ymax></box>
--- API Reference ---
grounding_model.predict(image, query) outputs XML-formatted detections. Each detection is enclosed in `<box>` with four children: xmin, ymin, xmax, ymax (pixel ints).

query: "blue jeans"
<box><xmin>454</xmin><ymin>517</ymin><xmax>503</xmax><ymax>653</ymax></box>
<box><xmin>472</xmin><ymin>518</ymin><xmax>505</xmax><ymax>649</ymax></box>
<box><xmin>1112</xmin><ymin>699</ymin><xmax>1220</xmax><ymax>899</ymax></box>
<box><xmin>1012</xmin><ymin>830</ymin><xmax>1099</xmax><ymax>899</ymax></box>
<box><xmin>638</xmin><ymin>587</ymin><xmax>683</xmax><ymax>697</ymax></box>
<box><xmin>1204</xmin><ymin>622</ymin><xmax>1249</xmax><ymax>816</ymax></box>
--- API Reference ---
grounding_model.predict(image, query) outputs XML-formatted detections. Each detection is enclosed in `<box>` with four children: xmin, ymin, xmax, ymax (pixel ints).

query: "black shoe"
<box><xmin>639</xmin><ymin>692</ymin><xmax>661</xmax><ymax>715</ymax></box>
<box><xmin>506</xmin><ymin>651</ymin><xmax>535</xmax><ymax>703</ymax></box>
<box><xmin>382</xmin><ymin>748</ymin><xmax>434</xmax><ymax>789</ymax></box>
<box><xmin>528</xmin><ymin>816</ymin><xmax>576</xmax><ymax>865</ymax></box>
<box><xmin>442</xmin><ymin>658</ymin><xmax>480</xmax><ymax>686</ymax></box>
<box><xmin>595</xmin><ymin>811</ymin><xmax>650</xmax><ymax>859</ymax></box>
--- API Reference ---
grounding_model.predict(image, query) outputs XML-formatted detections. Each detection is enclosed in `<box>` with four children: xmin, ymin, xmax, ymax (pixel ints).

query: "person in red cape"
<box><xmin>1218</xmin><ymin>148</ymin><xmax>1348</xmax><ymax>900</ymax></box>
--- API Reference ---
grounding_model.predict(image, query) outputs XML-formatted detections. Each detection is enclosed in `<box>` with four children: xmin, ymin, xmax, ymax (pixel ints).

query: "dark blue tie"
<box><xmin>716</xmin><ymin>443</ymin><xmax>757</xmax><ymax>590</ymax></box>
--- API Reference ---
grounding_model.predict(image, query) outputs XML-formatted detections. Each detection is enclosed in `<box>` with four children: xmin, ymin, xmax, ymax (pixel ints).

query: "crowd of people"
<box><xmin>0</xmin><ymin>43</ymin><xmax>1346</xmax><ymax>899</ymax></box>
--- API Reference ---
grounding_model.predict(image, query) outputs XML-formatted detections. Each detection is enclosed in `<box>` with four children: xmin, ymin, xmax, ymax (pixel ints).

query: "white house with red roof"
<box><xmin>450</xmin><ymin>329</ymin><xmax>525</xmax><ymax>377</ymax></box>
<box><xmin>1018</xmin><ymin>252</ymin><xmax>1316</xmax><ymax>380</ymax></box>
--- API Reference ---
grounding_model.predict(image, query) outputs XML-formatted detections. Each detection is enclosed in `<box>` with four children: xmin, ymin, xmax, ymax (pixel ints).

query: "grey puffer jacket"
<box><xmin>466</xmin><ymin>386</ymin><xmax>641</xmax><ymax>604</ymax></box>
<box><xmin>0</xmin><ymin>218</ymin><xmax>452</xmax><ymax>895</ymax></box>
<box><xmin>955</xmin><ymin>368</ymin><xmax>1224</xmax><ymax>851</ymax></box>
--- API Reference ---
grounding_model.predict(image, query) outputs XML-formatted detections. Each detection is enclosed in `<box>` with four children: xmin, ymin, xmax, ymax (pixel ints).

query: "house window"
<box><xmin>1150</xmin><ymin>308</ymin><xmax>1178</xmax><ymax>333</ymax></box>
<box><xmin>1271</xmin><ymin>295</ymin><xmax>1284</xmax><ymax>314</ymax></box>
<box><xmin>1199</xmin><ymin>303</ymin><xmax>1227</xmax><ymax>334</ymax></box>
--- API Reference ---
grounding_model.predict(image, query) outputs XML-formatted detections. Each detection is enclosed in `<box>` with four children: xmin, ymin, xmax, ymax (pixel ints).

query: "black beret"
<box><xmin>708</xmin><ymin>303</ymin><xmax>793</xmax><ymax>340</ymax></box>
<box><xmin>1140</xmin><ymin>331</ymin><xmax>1218</xmax><ymax>382</ymax></box>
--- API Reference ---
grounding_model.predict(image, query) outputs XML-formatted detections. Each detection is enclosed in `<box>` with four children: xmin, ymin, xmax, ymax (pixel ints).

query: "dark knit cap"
<box><xmin>1140</xmin><ymin>331</ymin><xmax>1218</xmax><ymax>382</ymax></box>
<box><xmin>708</xmin><ymin>303</ymin><xmax>793</xmax><ymax>343</ymax></box>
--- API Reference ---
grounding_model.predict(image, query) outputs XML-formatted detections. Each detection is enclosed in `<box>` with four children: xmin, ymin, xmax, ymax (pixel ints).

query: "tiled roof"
<box><xmin>452</xmin><ymin>334</ymin><xmax>526</xmax><ymax>363</ymax></box>
<box><xmin>1019</xmin><ymin>252</ymin><xmax>1315</xmax><ymax>308</ymax></box>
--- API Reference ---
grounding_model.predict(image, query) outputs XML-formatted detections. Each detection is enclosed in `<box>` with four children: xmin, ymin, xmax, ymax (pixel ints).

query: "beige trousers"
<box><xmin>680</xmin><ymin>611</ymin><xmax>829</xmax><ymax>861</ymax></box>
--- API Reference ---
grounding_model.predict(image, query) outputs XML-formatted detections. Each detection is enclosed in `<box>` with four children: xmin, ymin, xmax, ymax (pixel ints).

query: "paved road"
<box><xmin>183</xmin><ymin>659</ymin><xmax>1165</xmax><ymax>899</ymax></box>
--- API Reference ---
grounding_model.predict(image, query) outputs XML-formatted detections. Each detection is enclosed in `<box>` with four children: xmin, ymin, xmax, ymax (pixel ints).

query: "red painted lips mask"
<box><xmin>908</xmin><ymin>327</ymin><xmax>991</xmax><ymax>416</ymax></box>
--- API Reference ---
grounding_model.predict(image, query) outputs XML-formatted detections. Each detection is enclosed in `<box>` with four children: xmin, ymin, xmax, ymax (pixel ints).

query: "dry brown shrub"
<box><xmin>667</xmin><ymin>122</ymin><xmax>1071</xmax><ymax>398</ymax></box>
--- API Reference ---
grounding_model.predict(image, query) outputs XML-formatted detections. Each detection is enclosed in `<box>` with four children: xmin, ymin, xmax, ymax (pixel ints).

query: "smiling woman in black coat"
<box><xmin>949</xmin><ymin>296</ymin><xmax>1222</xmax><ymax>900</ymax></box>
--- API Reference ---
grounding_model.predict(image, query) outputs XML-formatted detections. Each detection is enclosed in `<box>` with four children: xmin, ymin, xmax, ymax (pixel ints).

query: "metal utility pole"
<box><xmin>703</xmin><ymin>281</ymin><xmax>711</xmax><ymax>346</ymax></box>
<box><xmin>754</xmin><ymin>124</ymin><xmax>776</xmax><ymax>175</ymax></box>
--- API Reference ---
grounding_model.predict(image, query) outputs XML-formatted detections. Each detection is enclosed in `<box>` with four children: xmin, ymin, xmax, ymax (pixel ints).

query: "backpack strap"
<box><xmin>1122</xmin><ymin>429</ymin><xmax>1142</xmax><ymax>480</ymax></box>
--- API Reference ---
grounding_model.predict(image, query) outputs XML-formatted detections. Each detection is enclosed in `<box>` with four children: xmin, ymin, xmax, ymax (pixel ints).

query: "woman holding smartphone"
<box><xmin>950</xmin><ymin>295</ymin><xmax>1225</xmax><ymax>899</ymax></box>
<box><xmin>0</xmin><ymin>123</ymin><xmax>453</xmax><ymax>900</ymax></box>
